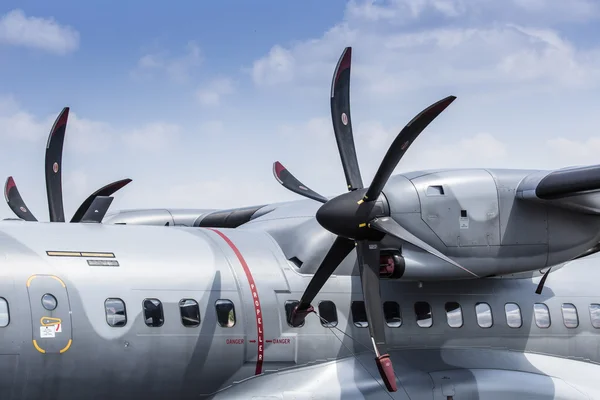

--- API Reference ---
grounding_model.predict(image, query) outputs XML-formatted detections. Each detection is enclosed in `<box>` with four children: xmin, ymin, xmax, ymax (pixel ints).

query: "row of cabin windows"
<box><xmin>0</xmin><ymin>295</ymin><xmax>598</xmax><ymax>330</ymax></box>
<box><xmin>104</xmin><ymin>298</ymin><xmax>236</xmax><ymax>328</ymax></box>
<box><xmin>285</xmin><ymin>300</ymin><xmax>600</xmax><ymax>330</ymax></box>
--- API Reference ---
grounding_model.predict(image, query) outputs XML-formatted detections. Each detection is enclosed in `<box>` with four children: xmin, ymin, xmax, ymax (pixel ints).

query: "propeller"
<box><xmin>70</xmin><ymin>179</ymin><xmax>132</xmax><ymax>223</ymax></box>
<box><xmin>272</xmin><ymin>47</ymin><xmax>478</xmax><ymax>393</ymax></box>
<box><xmin>4</xmin><ymin>107</ymin><xmax>131</xmax><ymax>223</ymax></box>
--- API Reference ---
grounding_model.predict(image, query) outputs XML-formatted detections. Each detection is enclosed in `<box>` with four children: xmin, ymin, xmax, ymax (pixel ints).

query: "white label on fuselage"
<box><xmin>459</xmin><ymin>216</ymin><xmax>469</xmax><ymax>229</ymax></box>
<box><xmin>40</xmin><ymin>326</ymin><xmax>55</xmax><ymax>338</ymax></box>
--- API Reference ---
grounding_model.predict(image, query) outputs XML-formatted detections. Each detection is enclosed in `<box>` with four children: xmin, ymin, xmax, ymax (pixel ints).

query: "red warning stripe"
<box><xmin>208</xmin><ymin>228</ymin><xmax>264</xmax><ymax>375</ymax></box>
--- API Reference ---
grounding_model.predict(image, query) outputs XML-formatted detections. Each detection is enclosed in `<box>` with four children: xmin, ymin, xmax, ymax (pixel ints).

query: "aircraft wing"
<box><xmin>517</xmin><ymin>165</ymin><xmax>600</xmax><ymax>214</ymax></box>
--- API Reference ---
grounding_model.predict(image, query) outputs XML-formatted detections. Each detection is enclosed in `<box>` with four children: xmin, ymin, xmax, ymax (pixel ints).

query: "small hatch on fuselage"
<box><xmin>426</xmin><ymin>185</ymin><xmax>445</xmax><ymax>196</ymax></box>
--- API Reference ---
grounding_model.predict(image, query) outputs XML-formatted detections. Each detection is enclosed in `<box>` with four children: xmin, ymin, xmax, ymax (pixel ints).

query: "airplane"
<box><xmin>2</xmin><ymin>46</ymin><xmax>600</xmax><ymax>399</ymax></box>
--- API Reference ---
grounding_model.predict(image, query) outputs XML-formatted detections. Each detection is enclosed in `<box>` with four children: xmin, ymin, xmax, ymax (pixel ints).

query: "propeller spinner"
<box><xmin>4</xmin><ymin>107</ymin><xmax>131</xmax><ymax>223</ymax></box>
<box><xmin>272</xmin><ymin>47</ymin><xmax>478</xmax><ymax>392</ymax></box>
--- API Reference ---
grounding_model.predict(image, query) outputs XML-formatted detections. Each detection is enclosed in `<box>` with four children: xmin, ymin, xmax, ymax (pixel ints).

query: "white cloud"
<box><xmin>346</xmin><ymin>0</ymin><xmax>467</xmax><ymax>21</ymax></box>
<box><xmin>0</xmin><ymin>100</ymin><xmax>115</xmax><ymax>153</ymax></box>
<box><xmin>199</xmin><ymin>120</ymin><xmax>225</xmax><ymax>135</ymax></box>
<box><xmin>0</xmin><ymin>110</ymin><xmax>43</xmax><ymax>142</ymax></box>
<box><xmin>64</xmin><ymin>169</ymin><xmax>89</xmax><ymax>201</ymax></box>
<box><xmin>159</xmin><ymin>179</ymin><xmax>284</xmax><ymax>209</ymax></box>
<box><xmin>196</xmin><ymin>78</ymin><xmax>235</xmax><ymax>106</ymax></box>
<box><xmin>345</xmin><ymin>0</ymin><xmax>598</xmax><ymax>24</ymax></box>
<box><xmin>0</xmin><ymin>9</ymin><xmax>79</xmax><ymax>54</ymax></box>
<box><xmin>132</xmin><ymin>41</ymin><xmax>202</xmax><ymax>83</ymax></box>
<box><xmin>545</xmin><ymin>137</ymin><xmax>600</xmax><ymax>166</ymax></box>
<box><xmin>252</xmin><ymin>45</ymin><xmax>296</xmax><ymax>86</ymax></box>
<box><xmin>122</xmin><ymin>122</ymin><xmax>180</xmax><ymax>152</ymax></box>
<box><xmin>0</xmin><ymin>97</ymin><xmax>181</xmax><ymax>160</ymax></box>
<box><xmin>250</xmin><ymin>2</ymin><xmax>600</xmax><ymax>97</ymax></box>
<box><xmin>511</xmin><ymin>0</ymin><xmax>598</xmax><ymax>21</ymax></box>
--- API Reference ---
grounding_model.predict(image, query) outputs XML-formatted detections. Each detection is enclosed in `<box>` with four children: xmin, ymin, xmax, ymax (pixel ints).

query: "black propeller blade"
<box><xmin>79</xmin><ymin>196</ymin><xmax>113</xmax><ymax>223</ymax></box>
<box><xmin>4</xmin><ymin>177</ymin><xmax>38</xmax><ymax>221</ymax></box>
<box><xmin>71</xmin><ymin>179</ymin><xmax>132</xmax><ymax>223</ymax></box>
<box><xmin>355</xmin><ymin>240</ymin><xmax>396</xmax><ymax>391</ymax></box>
<box><xmin>4</xmin><ymin>107</ymin><xmax>132</xmax><ymax>223</ymax></box>
<box><xmin>331</xmin><ymin>46</ymin><xmax>363</xmax><ymax>191</ymax></box>
<box><xmin>274</xmin><ymin>47</ymin><xmax>476</xmax><ymax>393</ymax></box>
<box><xmin>288</xmin><ymin>236</ymin><xmax>355</xmax><ymax>326</ymax></box>
<box><xmin>45</xmin><ymin>107</ymin><xmax>69</xmax><ymax>222</ymax></box>
<box><xmin>273</xmin><ymin>161</ymin><xmax>328</xmax><ymax>204</ymax></box>
<box><xmin>361</xmin><ymin>96</ymin><xmax>456</xmax><ymax>203</ymax></box>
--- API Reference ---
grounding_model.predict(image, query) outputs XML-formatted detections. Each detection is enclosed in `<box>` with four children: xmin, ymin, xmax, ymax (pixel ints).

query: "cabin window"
<box><xmin>590</xmin><ymin>304</ymin><xmax>600</xmax><ymax>328</ymax></box>
<box><xmin>445</xmin><ymin>302</ymin><xmax>463</xmax><ymax>328</ymax></box>
<box><xmin>105</xmin><ymin>298</ymin><xmax>127</xmax><ymax>327</ymax></box>
<box><xmin>534</xmin><ymin>303</ymin><xmax>550</xmax><ymax>328</ymax></box>
<box><xmin>426</xmin><ymin>185</ymin><xmax>444</xmax><ymax>196</ymax></box>
<box><xmin>504</xmin><ymin>303</ymin><xmax>522</xmax><ymax>328</ymax></box>
<box><xmin>414</xmin><ymin>301</ymin><xmax>432</xmax><ymax>328</ymax></box>
<box><xmin>0</xmin><ymin>298</ymin><xmax>9</xmax><ymax>327</ymax></box>
<box><xmin>318</xmin><ymin>301</ymin><xmax>338</xmax><ymax>328</ymax></box>
<box><xmin>561</xmin><ymin>303</ymin><xmax>578</xmax><ymax>329</ymax></box>
<box><xmin>41</xmin><ymin>293</ymin><xmax>57</xmax><ymax>311</ymax></box>
<box><xmin>384</xmin><ymin>301</ymin><xmax>402</xmax><ymax>328</ymax></box>
<box><xmin>179</xmin><ymin>299</ymin><xmax>201</xmax><ymax>327</ymax></box>
<box><xmin>216</xmin><ymin>299</ymin><xmax>236</xmax><ymax>328</ymax></box>
<box><xmin>284</xmin><ymin>300</ymin><xmax>304</xmax><ymax>327</ymax></box>
<box><xmin>351</xmin><ymin>301</ymin><xmax>368</xmax><ymax>328</ymax></box>
<box><xmin>143</xmin><ymin>298</ymin><xmax>164</xmax><ymax>327</ymax></box>
<box><xmin>475</xmin><ymin>302</ymin><xmax>493</xmax><ymax>328</ymax></box>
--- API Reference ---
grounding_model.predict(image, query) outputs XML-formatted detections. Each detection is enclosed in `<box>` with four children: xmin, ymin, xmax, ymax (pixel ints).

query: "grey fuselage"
<box><xmin>2</xmin><ymin>168</ymin><xmax>600</xmax><ymax>399</ymax></box>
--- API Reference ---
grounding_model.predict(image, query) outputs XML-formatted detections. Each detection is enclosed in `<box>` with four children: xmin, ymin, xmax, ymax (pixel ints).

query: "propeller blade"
<box><xmin>535</xmin><ymin>268</ymin><xmax>551</xmax><ymax>295</ymax></box>
<box><xmin>79</xmin><ymin>196</ymin><xmax>113</xmax><ymax>223</ymax></box>
<box><xmin>362</xmin><ymin>96</ymin><xmax>456</xmax><ymax>203</ymax></box>
<box><xmin>70</xmin><ymin>178</ymin><xmax>132</xmax><ymax>223</ymax></box>
<box><xmin>45</xmin><ymin>107</ymin><xmax>69</xmax><ymax>222</ymax></box>
<box><xmin>272</xmin><ymin>161</ymin><xmax>328</xmax><ymax>203</ymax></box>
<box><xmin>369</xmin><ymin>216</ymin><xmax>479</xmax><ymax>278</ymax></box>
<box><xmin>4</xmin><ymin>177</ymin><xmax>38</xmax><ymax>221</ymax></box>
<box><xmin>330</xmin><ymin>46</ymin><xmax>363</xmax><ymax>192</ymax></box>
<box><xmin>356</xmin><ymin>240</ymin><xmax>397</xmax><ymax>392</ymax></box>
<box><xmin>289</xmin><ymin>236</ymin><xmax>354</xmax><ymax>326</ymax></box>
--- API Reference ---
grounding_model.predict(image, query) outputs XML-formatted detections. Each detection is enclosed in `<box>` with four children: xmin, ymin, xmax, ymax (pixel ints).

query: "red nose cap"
<box><xmin>375</xmin><ymin>354</ymin><xmax>397</xmax><ymax>392</ymax></box>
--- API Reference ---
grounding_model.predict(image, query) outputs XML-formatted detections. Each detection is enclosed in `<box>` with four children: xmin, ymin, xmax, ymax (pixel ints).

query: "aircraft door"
<box><xmin>26</xmin><ymin>275</ymin><xmax>72</xmax><ymax>354</ymax></box>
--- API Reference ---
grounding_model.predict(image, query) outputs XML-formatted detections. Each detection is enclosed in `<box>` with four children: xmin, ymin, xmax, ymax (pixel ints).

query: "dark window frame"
<box><xmin>475</xmin><ymin>302</ymin><xmax>493</xmax><ymax>328</ymax></box>
<box><xmin>504</xmin><ymin>302</ymin><xmax>522</xmax><ymax>329</ymax></box>
<box><xmin>318</xmin><ymin>300</ymin><xmax>338</xmax><ymax>328</ymax></box>
<box><xmin>414</xmin><ymin>301</ymin><xmax>433</xmax><ymax>328</ymax></box>
<box><xmin>383</xmin><ymin>301</ymin><xmax>402</xmax><ymax>328</ymax></box>
<box><xmin>533</xmin><ymin>303</ymin><xmax>551</xmax><ymax>329</ymax></box>
<box><xmin>105</xmin><ymin>298</ymin><xmax>127</xmax><ymax>327</ymax></box>
<box><xmin>0</xmin><ymin>297</ymin><xmax>9</xmax><ymax>327</ymax></box>
<box><xmin>445</xmin><ymin>301</ymin><xmax>463</xmax><ymax>328</ymax></box>
<box><xmin>179</xmin><ymin>298</ymin><xmax>201</xmax><ymax>327</ymax></box>
<box><xmin>284</xmin><ymin>300</ymin><xmax>304</xmax><ymax>328</ymax></box>
<box><xmin>351</xmin><ymin>301</ymin><xmax>368</xmax><ymax>328</ymax></box>
<box><xmin>215</xmin><ymin>299</ymin><xmax>236</xmax><ymax>328</ymax></box>
<box><xmin>143</xmin><ymin>298</ymin><xmax>164</xmax><ymax>327</ymax></box>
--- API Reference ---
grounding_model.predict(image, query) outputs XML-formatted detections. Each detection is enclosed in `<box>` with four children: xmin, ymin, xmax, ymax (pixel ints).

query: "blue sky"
<box><xmin>1</xmin><ymin>0</ymin><xmax>600</xmax><ymax>220</ymax></box>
